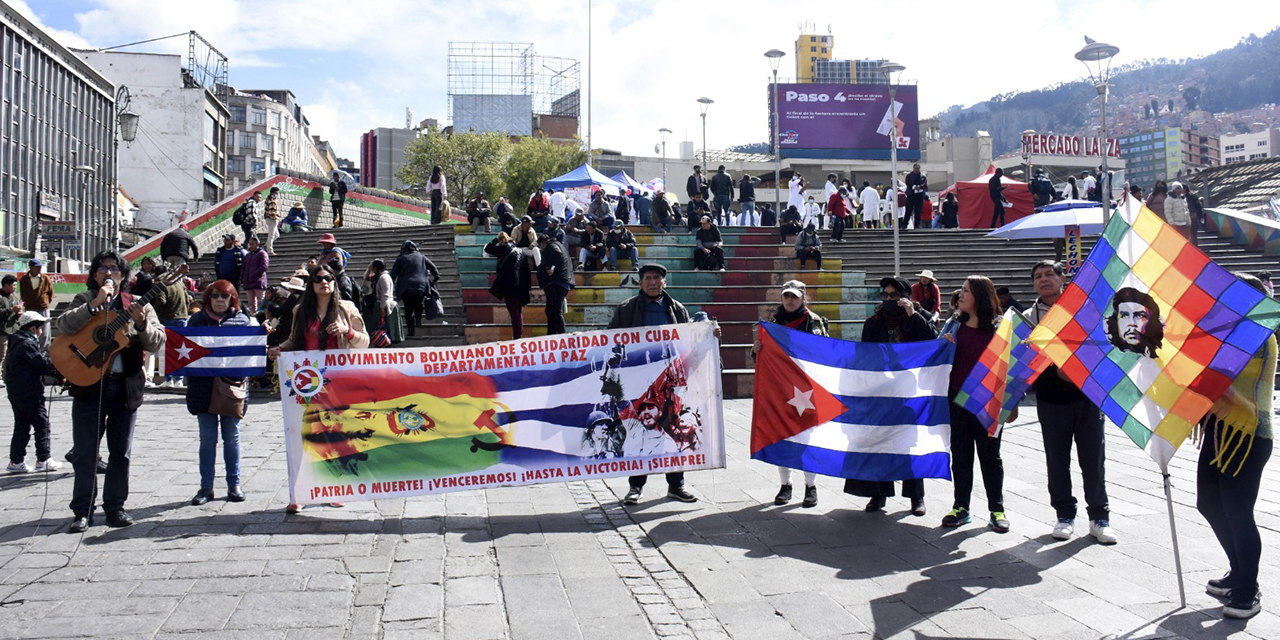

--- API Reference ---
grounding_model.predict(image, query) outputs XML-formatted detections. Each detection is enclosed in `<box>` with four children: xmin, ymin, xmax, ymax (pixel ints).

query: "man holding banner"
<box><xmin>1023</xmin><ymin>260</ymin><xmax>1115</xmax><ymax>545</ymax></box>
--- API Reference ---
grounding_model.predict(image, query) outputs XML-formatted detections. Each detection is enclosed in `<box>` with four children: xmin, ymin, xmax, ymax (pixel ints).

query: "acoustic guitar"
<box><xmin>51</xmin><ymin>264</ymin><xmax>188</xmax><ymax>387</ymax></box>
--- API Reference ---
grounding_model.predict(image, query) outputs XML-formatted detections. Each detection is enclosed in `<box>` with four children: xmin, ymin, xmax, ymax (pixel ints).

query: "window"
<box><xmin>263</xmin><ymin>136</ymin><xmax>273</xmax><ymax>152</ymax></box>
<box><xmin>270</xmin><ymin>112</ymin><xmax>281</xmax><ymax>129</ymax></box>
<box><xmin>1259</xmin><ymin>140</ymin><xmax>1268</xmax><ymax>147</ymax></box>
<box><xmin>230</xmin><ymin>106</ymin><xmax>245</xmax><ymax>123</ymax></box>
<box><xmin>228</xmin><ymin>156</ymin><xmax>245</xmax><ymax>172</ymax></box>
<box><xmin>811</xmin><ymin>46</ymin><xmax>817</xmax><ymax>52</ymax></box>
<box><xmin>821</xmin><ymin>48</ymin><xmax>827</xmax><ymax>54</ymax></box>
<box><xmin>226</xmin><ymin>130</ymin><xmax>234</xmax><ymax>147</ymax></box>
<box><xmin>240</xmin><ymin>132</ymin><xmax>255</xmax><ymax>148</ymax></box>
<box><xmin>251</xmin><ymin>109</ymin><xmax>266</xmax><ymax>126</ymax></box>
<box><xmin>1249</xmin><ymin>153</ymin><xmax>1268</xmax><ymax>160</ymax></box>
<box><xmin>251</xmin><ymin>160</ymin><xmax>265</xmax><ymax>174</ymax></box>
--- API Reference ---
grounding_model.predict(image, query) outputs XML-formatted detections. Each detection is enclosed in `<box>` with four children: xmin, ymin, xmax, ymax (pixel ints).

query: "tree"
<box><xmin>1144</xmin><ymin>104</ymin><xmax>1152</xmax><ymax>118</ymax></box>
<box><xmin>1183</xmin><ymin>86</ymin><xmax>1201</xmax><ymax>111</ymax></box>
<box><xmin>504</xmin><ymin>137</ymin><xmax>588</xmax><ymax>213</ymax></box>
<box><xmin>398</xmin><ymin>130</ymin><xmax>510</xmax><ymax>207</ymax></box>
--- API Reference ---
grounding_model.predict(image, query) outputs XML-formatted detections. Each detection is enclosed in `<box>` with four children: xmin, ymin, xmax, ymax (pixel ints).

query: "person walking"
<box><xmin>428</xmin><ymin>166</ymin><xmax>448</xmax><ymax>224</ymax></box>
<box><xmin>738</xmin><ymin>174</ymin><xmax>758</xmax><ymax>225</ymax></box>
<box><xmin>904</xmin><ymin>164</ymin><xmax>928</xmax><ymax>230</ymax></box>
<box><xmin>940</xmin><ymin>275</ymin><xmax>1008</xmax><ymax>533</ymax></box>
<box><xmin>859</xmin><ymin>182</ymin><xmax>881</xmax><ymax>230</ymax></box>
<box><xmin>1195</xmin><ymin>272</ymin><xmax>1276</xmax><ymax>620</ymax></box>
<box><xmin>58</xmin><ymin>251</ymin><xmax>166</xmax><ymax>532</ymax></box>
<box><xmin>160</xmin><ymin>222</ymin><xmax>200</xmax><ymax>268</ymax></box>
<box><xmin>19</xmin><ymin>259</ymin><xmax>52</xmax><ymax>348</ymax></box>
<box><xmin>241</xmin><ymin>236</ymin><xmax>270</xmax><ymax>315</ymax></box>
<box><xmin>185</xmin><ymin>280</ymin><xmax>254</xmax><ymax>506</ymax></box>
<box><xmin>237</xmin><ymin>191</ymin><xmax>261</xmax><ymax>244</ymax></box>
<box><xmin>989</xmin><ymin>168</ymin><xmax>1009</xmax><ymax>228</ymax></box>
<box><xmin>1023</xmin><ymin>260</ymin><xmax>1116</xmax><ymax>545</ymax></box>
<box><xmin>5</xmin><ymin>311</ymin><xmax>60</xmax><ymax>474</ymax></box>
<box><xmin>488</xmin><ymin>236</ymin><xmax>532</xmax><ymax>340</ymax></box>
<box><xmin>752</xmin><ymin>280</ymin><xmax>828</xmax><ymax>507</ymax></box>
<box><xmin>329</xmin><ymin>174</ymin><xmax>348</xmax><ymax>228</ymax></box>
<box><xmin>827</xmin><ymin>186</ymin><xmax>850</xmax><ymax>242</ymax></box>
<box><xmin>268</xmin><ymin>263</ymin><xmax>369</xmax><ymax>514</ymax></box>
<box><xmin>845</xmin><ymin>276</ymin><xmax>937</xmax><ymax>514</ymax></box>
<box><xmin>613</xmin><ymin>263</ymin><xmax>705</xmax><ymax>505</ymax></box>
<box><xmin>940</xmin><ymin>192</ymin><xmax>960</xmax><ymax>229</ymax></box>
<box><xmin>263</xmin><ymin>187</ymin><xmax>281</xmax><ymax>255</ymax></box>
<box><xmin>1030</xmin><ymin>168</ymin><xmax>1056</xmax><ymax>209</ymax></box>
<box><xmin>364</xmin><ymin>259</ymin><xmax>401</xmax><ymax>344</ymax></box>
<box><xmin>213</xmin><ymin>235</ymin><xmax>245</xmax><ymax>291</ymax></box>
<box><xmin>535</xmin><ymin>234</ymin><xmax>574</xmax><ymax>335</ymax></box>
<box><xmin>390</xmin><ymin>240</ymin><xmax>440</xmax><ymax>337</ymax></box>
<box><xmin>0</xmin><ymin>275</ymin><xmax>21</xmax><ymax>380</ymax></box>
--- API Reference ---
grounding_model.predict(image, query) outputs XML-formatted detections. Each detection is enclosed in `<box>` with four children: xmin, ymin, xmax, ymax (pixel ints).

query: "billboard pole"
<box><xmin>766</xmin><ymin>50</ymin><xmax>786</xmax><ymax>217</ymax></box>
<box><xmin>881</xmin><ymin>62</ymin><xmax>906</xmax><ymax>277</ymax></box>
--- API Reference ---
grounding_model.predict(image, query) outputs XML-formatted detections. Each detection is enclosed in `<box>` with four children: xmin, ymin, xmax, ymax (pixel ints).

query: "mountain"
<box><xmin>934</xmin><ymin>28</ymin><xmax>1280</xmax><ymax>155</ymax></box>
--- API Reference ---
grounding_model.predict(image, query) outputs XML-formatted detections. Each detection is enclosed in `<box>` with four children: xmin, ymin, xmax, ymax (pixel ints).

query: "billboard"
<box><xmin>452</xmin><ymin>94</ymin><xmax>533</xmax><ymax>136</ymax></box>
<box><xmin>768</xmin><ymin>84</ymin><xmax>919</xmax><ymax>159</ymax></box>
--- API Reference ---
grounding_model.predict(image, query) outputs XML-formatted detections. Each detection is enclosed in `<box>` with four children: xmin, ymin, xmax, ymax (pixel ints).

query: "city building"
<box><xmin>991</xmin><ymin>131</ymin><xmax>1127</xmax><ymax>198</ymax></box>
<box><xmin>795</xmin><ymin>29</ymin><xmax>887</xmax><ymax>85</ymax></box>
<box><xmin>2</xmin><ymin>1</ymin><xmax>118</xmax><ymax>263</ymax></box>
<box><xmin>447</xmin><ymin>42</ymin><xmax>579</xmax><ymax>140</ymax></box>
<box><xmin>77</xmin><ymin>48</ymin><xmax>228</xmax><ymax>233</ymax></box>
<box><xmin>223</xmin><ymin>87</ymin><xmax>329</xmax><ymax>193</ymax></box>
<box><xmin>1221</xmin><ymin>128</ymin><xmax>1280</xmax><ymax>164</ymax></box>
<box><xmin>1118</xmin><ymin>127</ymin><xmax>1220</xmax><ymax>190</ymax></box>
<box><xmin>795</xmin><ymin>32</ymin><xmax>832</xmax><ymax>84</ymax></box>
<box><xmin>360</xmin><ymin>127</ymin><xmax>418</xmax><ymax>192</ymax></box>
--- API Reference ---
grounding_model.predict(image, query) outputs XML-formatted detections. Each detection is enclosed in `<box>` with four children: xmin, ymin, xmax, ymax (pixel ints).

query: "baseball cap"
<box><xmin>780</xmin><ymin>280</ymin><xmax>806</xmax><ymax>298</ymax></box>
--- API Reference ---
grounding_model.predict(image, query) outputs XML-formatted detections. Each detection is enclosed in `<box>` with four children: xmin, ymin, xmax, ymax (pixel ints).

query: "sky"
<box><xmin>16</xmin><ymin>0</ymin><xmax>1278</xmax><ymax>163</ymax></box>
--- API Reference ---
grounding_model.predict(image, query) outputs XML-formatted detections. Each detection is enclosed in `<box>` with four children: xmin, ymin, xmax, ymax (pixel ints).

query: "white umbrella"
<box><xmin>986</xmin><ymin>199</ymin><xmax>1104</xmax><ymax>239</ymax></box>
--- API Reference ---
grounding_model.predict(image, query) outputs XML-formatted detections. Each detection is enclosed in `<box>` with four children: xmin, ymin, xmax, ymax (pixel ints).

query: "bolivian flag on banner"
<box><xmin>954</xmin><ymin>309</ymin><xmax>1049</xmax><ymax>436</ymax></box>
<box><xmin>1027</xmin><ymin>198</ymin><xmax>1280</xmax><ymax>470</ymax></box>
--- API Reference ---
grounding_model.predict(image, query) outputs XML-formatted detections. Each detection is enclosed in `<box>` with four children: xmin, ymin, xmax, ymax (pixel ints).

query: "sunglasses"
<box><xmin>880</xmin><ymin>291</ymin><xmax>902</xmax><ymax>300</ymax></box>
<box><xmin>209</xmin><ymin>292</ymin><xmax>231</xmax><ymax>300</ymax></box>
<box><xmin>96</xmin><ymin>265</ymin><xmax>121</xmax><ymax>273</ymax></box>
<box><xmin>312</xmin><ymin>275</ymin><xmax>335</xmax><ymax>283</ymax></box>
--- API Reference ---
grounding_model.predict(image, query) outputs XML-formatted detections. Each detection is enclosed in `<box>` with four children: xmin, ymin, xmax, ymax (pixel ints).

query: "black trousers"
<box><xmin>9</xmin><ymin>397</ymin><xmax>51</xmax><ymax>463</ymax></box>
<box><xmin>831</xmin><ymin>215</ymin><xmax>845</xmax><ymax>241</ymax></box>
<box><xmin>844</xmin><ymin>478</ymin><xmax>924</xmax><ymax>499</ymax></box>
<box><xmin>70</xmin><ymin>381</ymin><xmax>136</xmax><ymax>517</ymax></box>
<box><xmin>1038</xmin><ymin>397</ymin><xmax>1108</xmax><ymax>521</ymax></box>
<box><xmin>332</xmin><ymin>199</ymin><xmax>345</xmax><ymax>228</ymax></box>
<box><xmin>402</xmin><ymin>294</ymin><xmax>425</xmax><ymax>334</ymax></box>
<box><xmin>431</xmin><ymin>191</ymin><xmax>444</xmax><ymax>225</ymax></box>
<box><xmin>989</xmin><ymin>201</ymin><xmax>1006</xmax><ymax>227</ymax></box>
<box><xmin>629</xmin><ymin>472</ymin><xmax>684</xmax><ymax>490</ymax></box>
<box><xmin>241</xmin><ymin>224</ymin><xmax>256</xmax><ymax>244</ymax></box>
<box><xmin>780</xmin><ymin>222</ymin><xmax>802</xmax><ymax>243</ymax></box>
<box><xmin>695</xmin><ymin>247</ymin><xmax>724</xmax><ymax>270</ymax></box>
<box><xmin>797</xmin><ymin>249</ymin><xmax>822</xmax><ymax>268</ymax></box>
<box><xmin>905</xmin><ymin>196</ymin><xmax>923</xmax><ymax>228</ymax></box>
<box><xmin>544</xmin><ymin>285</ymin><xmax>569</xmax><ymax>335</ymax></box>
<box><xmin>949</xmin><ymin>404</ymin><xmax>1004</xmax><ymax>513</ymax></box>
<box><xmin>1198</xmin><ymin>428</ymin><xmax>1272</xmax><ymax>598</ymax></box>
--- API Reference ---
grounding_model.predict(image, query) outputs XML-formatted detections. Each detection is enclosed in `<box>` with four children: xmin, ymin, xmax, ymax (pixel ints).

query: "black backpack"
<box><xmin>232</xmin><ymin>202</ymin><xmax>248</xmax><ymax>226</ymax></box>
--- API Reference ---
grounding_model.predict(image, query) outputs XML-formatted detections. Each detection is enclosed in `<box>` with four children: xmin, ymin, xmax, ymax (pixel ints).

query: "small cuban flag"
<box><xmin>750</xmin><ymin>322</ymin><xmax>955</xmax><ymax>481</ymax></box>
<box><xmin>165</xmin><ymin>326</ymin><xmax>268</xmax><ymax>377</ymax></box>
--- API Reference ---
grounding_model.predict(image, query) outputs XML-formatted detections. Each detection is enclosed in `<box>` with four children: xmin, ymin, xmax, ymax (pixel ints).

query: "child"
<box><xmin>6</xmin><ymin>311</ymin><xmax>61</xmax><ymax>473</ymax></box>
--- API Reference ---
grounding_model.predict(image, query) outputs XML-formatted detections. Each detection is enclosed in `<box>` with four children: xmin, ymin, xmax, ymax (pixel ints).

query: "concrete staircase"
<box><xmin>265</xmin><ymin>225</ymin><xmax>466</xmax><ymax>347</ymax></box>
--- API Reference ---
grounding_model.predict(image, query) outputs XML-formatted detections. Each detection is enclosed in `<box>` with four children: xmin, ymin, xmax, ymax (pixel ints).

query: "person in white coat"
<box><xmin>788</xmin><ymin>174</ymin><xmax>807</xmax><ymax>212</ymax></box>
<box><xmin>802</xmin><ymin>196</ymin><xmax>823</xmax><ymax>230</ymax></box>
<box><xmin>858</xmin><ymin>181</ymin><xmax>881</xmax><ymax>229</ymax></box>
<box><xmin>548</xmin><ymin>189</ymin><xmax>567</xmax><ymax>221</ymax></box>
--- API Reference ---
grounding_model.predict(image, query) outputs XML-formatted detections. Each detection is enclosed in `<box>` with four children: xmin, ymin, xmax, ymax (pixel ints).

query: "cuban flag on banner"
<box><xmin>751</xmin><ymin>322</ymin><xmax>955</xmax><ymax>481</ymax></box>
<box><xmin>165</xmin><ymin>326</ymin><xmax>268</xmax><ymax>377</ymax></box>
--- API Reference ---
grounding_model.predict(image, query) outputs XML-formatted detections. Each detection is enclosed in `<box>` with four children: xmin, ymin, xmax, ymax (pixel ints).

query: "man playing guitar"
<box><xmin>54</xmin><ymin>251</ymin><xmax>165</xmax><ymax>533</ymax></box>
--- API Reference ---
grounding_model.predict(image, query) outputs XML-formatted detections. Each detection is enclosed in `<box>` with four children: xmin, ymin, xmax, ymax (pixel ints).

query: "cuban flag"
<box><xmin>165</xmin><ymin>326</ymin><xmax>268</xmax><ymax>377</ymax></box>
<box><xmin>751</xmin><ymin>322</ymin><xmax>955</xmax><ymax>481</ymax></box>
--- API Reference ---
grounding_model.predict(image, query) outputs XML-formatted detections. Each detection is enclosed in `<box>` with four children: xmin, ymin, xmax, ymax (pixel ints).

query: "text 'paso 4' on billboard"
<box><xmin>769</xmin><ymin>83</ymin><xmax>919</xmax><ymax>151</ymax></box>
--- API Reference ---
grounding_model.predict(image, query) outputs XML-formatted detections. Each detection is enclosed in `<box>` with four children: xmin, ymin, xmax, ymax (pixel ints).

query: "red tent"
<box><xmin>940</xmin><ymin>165</ymin><xmax>1034</xmax><ymax>229</ymax></box>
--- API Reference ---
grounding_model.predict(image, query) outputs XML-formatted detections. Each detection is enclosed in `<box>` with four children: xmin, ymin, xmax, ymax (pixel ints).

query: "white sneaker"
<box><xmin>6</xmin><ymin>461</ymin><xmax>32</xmax><ymax>474</ymax></box>
<box><xmin>1052</xmin><ymin>518</ymin><xmax>1074</xmax><ymax>540</ymax></box>
<box><xmin>35</xmin><ymin>459</ymin><xmax>62</xmax><ymax>472</ymax></box>
<box><xmin>1089</xmin><ymin>519</ymin><xmax>1118</xmax><ymax>545</ymax></box>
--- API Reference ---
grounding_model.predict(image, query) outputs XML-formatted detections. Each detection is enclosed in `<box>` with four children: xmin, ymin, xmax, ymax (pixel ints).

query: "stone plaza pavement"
<box><xmin>0</xmin><ymin>393</ymin><xmax>1278</xmax><ymax>640</ymax></box>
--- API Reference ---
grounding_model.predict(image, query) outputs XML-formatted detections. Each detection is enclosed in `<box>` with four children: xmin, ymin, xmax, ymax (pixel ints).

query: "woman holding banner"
<box><xmin>941</xmin><ymin>275</ymin><xmax>1009</xmax><ymax>533</ymax></box>
<box><xmin>186</xmin><ymin>280</ymin><xmax>256</xmax><ymax>506</ymax></box>
<box><xmin>268</xmin><ymin>263</ymin><xmax>369</xmax><ymax>513</ymax></box>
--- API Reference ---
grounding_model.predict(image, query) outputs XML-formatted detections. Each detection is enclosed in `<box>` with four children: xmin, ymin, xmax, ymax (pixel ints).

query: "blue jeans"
<box><xmin>652</xmin><ymin>218</ymin><xmax>671</xmax><ymax>233</ymax></box>
<box><xmin>198</xmin><ymin>412</ymin><xmax>241</xmax><ymax>490</ymax></box>
<box><xmin>713</xmin><ymin>195</ymin><xmax>731</xmax><ymax>223</ymax></box>
<box><xmin>738</xmin><ymin>201</ymin><xmax>756</xmax><ymax>225</ymax></box>
<box><xmin>609</xmin><ymin>246</ymin><xmax>639</xmax><ymax>270</ymax></box>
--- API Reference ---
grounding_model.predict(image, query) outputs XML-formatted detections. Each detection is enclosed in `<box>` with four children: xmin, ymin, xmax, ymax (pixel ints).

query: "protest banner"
<box><xmin>279</xmin><ymin>322</ymin><xmax>724</xmax><ymax>505</ymax></box>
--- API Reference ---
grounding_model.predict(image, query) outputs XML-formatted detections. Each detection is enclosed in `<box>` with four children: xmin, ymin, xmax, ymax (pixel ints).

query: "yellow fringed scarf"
<box><xmin>1204</xmin><ymin>336</ymin><xmax>1277</xmax><ymax>475</ymax></box>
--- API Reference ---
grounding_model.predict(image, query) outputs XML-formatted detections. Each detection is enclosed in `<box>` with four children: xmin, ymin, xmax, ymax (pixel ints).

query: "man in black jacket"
<box><xmin>579</xmin><ymin>221</ymin><xmax>607</xmax><ymax>271</ymax></box>
<box><xmin>610</xmin><ymin>263</ymin><xmax>697</xmax><ymax>504</ymax></box>
<box><xmin>607</xmin><ymin>225</ymin><xmax>638</xmax><ymax>271</ymax></box>
<box><xmin>685</xmin><ymin>194</ymin><xmax>711</xmax><ymax>233</ymax></box>
<box><xmin>536</xmin><ymin>235</ymin><xmax>574</xmax><ymax>335</ymax></box>
<box><xmin>904</xmin><ymin>164</ymin><xmax>928</xmax><ymax>230</ymax></box>
<box><xmin>160</xmin><ymin>222</ymin><xmax>200</xmax><ymax>268</ymax></box>
<box><xmin>989</xmin><ymin>168</ymin><xmax>1008</xmax><ymax>227</ymax></box>
<box><xmin>694</xmin><ymin>217</ymin><xmax>725</xmax><ymax>271</ymax></box>
<box><xmin>738</xmin><ymin>174</ymin><xmax>758</xmax><ymax>225</ymax></box>
<box><xmin>686</xmin><ymin>166</ymin><xmax>705</xmax><ymax>202</ymax></box>
<box><xmin>708</xmin><ymin>165</ymin><xmax>735</xmax><ymax>225</ymax></box>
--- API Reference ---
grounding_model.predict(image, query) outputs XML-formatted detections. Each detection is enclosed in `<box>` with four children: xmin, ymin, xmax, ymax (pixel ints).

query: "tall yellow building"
<box><xmin>795</xmin><ymin>33</ymin><xmax>832</xmax><ymax>83</ymax></box>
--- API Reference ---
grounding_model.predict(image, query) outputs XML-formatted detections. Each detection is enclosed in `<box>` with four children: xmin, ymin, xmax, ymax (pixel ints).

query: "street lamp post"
<box><xmin>1076</xmin><ymin>37</ymin><xmax>1119</xmax><ymax>222</ymax></box>
<box><xmin>697</xmin><ymin>98</ymin><xmax>714</xmax><ymax>200</ymax></box>
<box><xmin>1021</xmin><ymin>128</ymin><xmax>1035</xmax><ymax>178</ymax></box>
<box><xmin>73</xmin><ymin>164</ymin><xmax>96</xmax><ymax>263</ymax></box>
<box><xmin>880</xmin><ymin>61</ymin><xmax>906</xmax><ymax>277</ymax></box>
<box><xmin>658</xmin><ymin>127</ymin><xmax>672</xmax><ymax>189</ymax></box>
<box><xmin>765</xmin><ymin>49</ymin><xmax>786</xmax><ymax>215</ymax></box>
<box><xmin>113</xmin><ymin>85</ymin><xmax>140</xmax><ymax>252</ymax></box>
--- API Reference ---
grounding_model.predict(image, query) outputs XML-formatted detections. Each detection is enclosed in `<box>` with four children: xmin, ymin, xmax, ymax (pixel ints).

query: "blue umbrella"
<box><xmin>985</xmin><ymin>199</ymin><xmax>1103</xmax><ymax>239</ymax></box>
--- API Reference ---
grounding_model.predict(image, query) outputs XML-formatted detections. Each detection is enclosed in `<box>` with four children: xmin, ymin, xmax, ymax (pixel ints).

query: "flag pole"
<box><xmin>1162</xmin><ymin>472</ymin><xmax>1187</xmax><ymax>608</ymax></box>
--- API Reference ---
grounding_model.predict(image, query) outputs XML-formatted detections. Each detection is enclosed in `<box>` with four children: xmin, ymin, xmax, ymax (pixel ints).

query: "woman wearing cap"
<box><xmin>267</xmin><ymin>263</ymin><xmax>369</xmax><ymax>513</ymax></box>
<box><xmin>186</xmin><ymin>280</ymin><xmax>257</xmax><ymax>506</ymax></box>
<box><xmin>752</xmin><ymin>280</ymin><xmax>829</xmax><ymax>507</ymax></box>
<box><xmin>845</xmin><ymin>276</ymin><xmax>938</xmax><ymax>516</ymax></box>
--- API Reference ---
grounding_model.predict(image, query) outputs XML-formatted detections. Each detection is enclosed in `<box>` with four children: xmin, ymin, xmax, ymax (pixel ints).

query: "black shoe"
<box><xmin>911</xmin><ymin>498</ymin><xmax>927</xmax><ymax>517</ymax></box>
<box><xmin>623</xmin><ymin>487</ymin><xmax>642</xmax><ymax>505</ymax></box>
<box><xmin>774</xmin><ymin>484</ymin><xmax>793</xmax><ymax>505</ymax></box>
<box><xmin>1224</xmin><ymin>589</ymin><xmax>1262</xmax><ymax>619</ymax></box>
<box><xmin>802</xmin><ymin>485</ymin><xmax>818</xmax><ymax>508</ymax></box>
<box><xmin>227</xmin><ymin>486</ymin><xmax>246</xmax><ymax>502</ymax></box>
<box><xmin>1207</xmin><ymin>572</ymin><xmax>1235</xmax><ymax>599</ymax></box>
<box><xmin>68</xmin><ymin>517</ymin><xmax>90</xmax><ymax>534</ymax></box>
<box><xmin>666</xmin><ymin>486</ymin><xmax>698</xmax><ymax>503</ymax></box>
<box><xmin>865</xmin><ymin>496</ymin><xmax>886</xmax><ymax>512</ymax></box>
<box><xmin>191</xmin><ymin>489</ymin><xmax>214</xmax><ymax>506</ymax></box>
<box><xmin>105</xmin><ymin>510</ymin><xmax>134</xmax><ymax>528</ymax></box>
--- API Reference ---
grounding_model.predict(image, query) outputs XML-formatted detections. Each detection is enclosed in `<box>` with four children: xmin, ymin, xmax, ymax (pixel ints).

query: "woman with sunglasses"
<box><xmin>267</xmin><ymin>263</ymin><xmax>368</xmax><ymax>513</ymax></box>
<box><xmin>185</xmin><ymin>280</ymin><xmax>256</xmax><ymax>506</ymax></box>
<box><xmin>55</xmin><ymin>251</ymin><xmax>166</xmax><ymax>533</ymax></box>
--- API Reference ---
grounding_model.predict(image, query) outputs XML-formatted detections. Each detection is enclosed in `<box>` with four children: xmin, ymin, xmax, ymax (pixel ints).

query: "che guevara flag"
<box><xmin>165</xmin><ymin>325</ymin><xmax>267</xmax><ymax>377</ymax></box>
<box><xmin>953</xmin><ymin>309</ymin><xmax>1050</xmax><ymax>436</ymax></box>
<box><xmin>1027</xmin><ymin>197</ymin><xmax>1280</xmax><ymax>470</ymax></box>
<box><xmin>751</xmin><ymin>322</ymin><xmax>955</xmax><ymax>481</ymax></box>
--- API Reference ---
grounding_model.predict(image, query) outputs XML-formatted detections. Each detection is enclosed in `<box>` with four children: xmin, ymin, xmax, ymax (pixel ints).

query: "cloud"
<box><xmin>41</xmin><ymin>0</ymin><xmax>1280</xmax><ymax>164</ymax></box>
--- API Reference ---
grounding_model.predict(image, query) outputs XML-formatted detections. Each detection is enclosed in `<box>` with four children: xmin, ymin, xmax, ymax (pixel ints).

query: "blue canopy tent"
<box><xmin>542</xmin><ymin>164</ymin><xmax>628</xmax><ymax>193</ymax></box>
<box><xmin>609</xmin><ymin>171</ymin><xmax>649</xmax><ymax>196</ymax></box>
